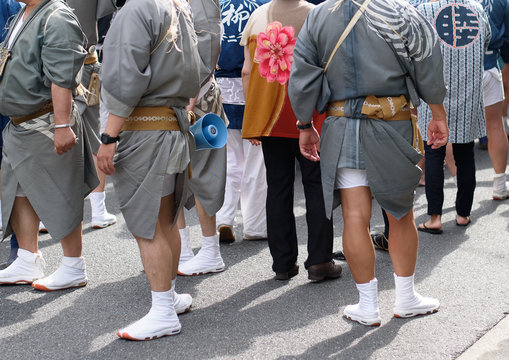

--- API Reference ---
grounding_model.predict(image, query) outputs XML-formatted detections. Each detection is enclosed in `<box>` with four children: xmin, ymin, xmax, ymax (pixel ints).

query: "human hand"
<box><xmin>427</xmin><ymin>104</ymin><xmax>448</xmax><ymax>149</ymax></box>
<box><xmin>249</xmin><ymin>138</ymin><xmax>261</xmax><ymax>146</ymax></box>
<box><xmin>299</xmin><ymin>126</ymin><xmax>320</xmax><ymax>161</ymax></box>
<box><xmin>54</xmin><ymin>127</ymin><xmax>77</xmax><ymax>155</ymax></box>
<box><xmin>97</xmin><ymin>143</ymin><xmax>117</xmax><ymax>175</ymax></box>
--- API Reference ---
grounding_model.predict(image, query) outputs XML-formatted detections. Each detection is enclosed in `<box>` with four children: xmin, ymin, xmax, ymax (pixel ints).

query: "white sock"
<box><xmin>118</xmin><ymin>289</ymin><xmax>180</xmax><ymax>339</ymax></box>
<box><xmin>394</xmin><ymin>273</ymin><xmax>420</xmax><ymax>308</ymax></box>
<box><xmin>179</xmin><ymin>227</ymin><xmax>190</xmax><ymax>243</ymax></box>
<box><xmin>62</xmin><ymin>256</ymin><xmax>85</xmax><ymax>270</ymax></box>
<box><xmin>18</xmin><ymin>248</ymin><xmax>40</xmax><ymax>262</ymax></box>
<box><xmin>356</xmin><ymin>278</ymin><xmax>379</xmax><ymax>314</ymax></box>
<box><xmin>201</xmin><ymin>233</ymin><xmax>220</xmax><ymax>249</ymax></box>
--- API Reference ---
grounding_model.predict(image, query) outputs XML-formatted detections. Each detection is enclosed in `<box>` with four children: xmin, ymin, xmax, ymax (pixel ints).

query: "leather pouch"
<box><xmin>0</xmin><ymin>48</ymin><xmax>11</xmax><ymax>79</ymax></box>
<box><xmin>86</xmin><ymin>72</ymin><xmax>100</xmax><ymax>106</ymax></box>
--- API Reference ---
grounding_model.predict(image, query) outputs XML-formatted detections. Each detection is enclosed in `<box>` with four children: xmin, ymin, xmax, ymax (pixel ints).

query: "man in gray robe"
<box><xmin>0</xmin><ymin>0</ymin><xmax>98</xmax><ymax>291</ymax></box>
<box><xmin>98</xmin><ymin>0</ymin><xmax>201</xmax><ymax>340</ymax></box>
<box><xmin>176</xmin><ymin>0</ymin><xmax>229</xmax><ymax>277</ymax></box>
<box><xmin>66</xmin><ymin>0</ymin><xmax>117</xmax><ymax>229</ymax></box>
<box><xmin>289</xmin><ymin>0</ymin><xmax>448</xmax><ymax>326</ymax></box>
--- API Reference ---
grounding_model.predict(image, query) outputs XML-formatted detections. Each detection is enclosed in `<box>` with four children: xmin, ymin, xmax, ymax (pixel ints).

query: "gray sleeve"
<box><xmin>41</xmin><ymin>8</ymin><xmax>87</xmax><ymax>89</ymax></box>
<box><xmin>289</xmin><ymin>15</ymin><xmax>325</xmax><ymax>123</ymax></box>
<box><xmin>405</xmin><ymin>7</ymin><xmax>447</xmax><ymax>104</ymax></box>
<box><xmin>100</xmin><ymin>3</ymin><xmax>153</xmax><ymax>117</ymax></box>
<box><xmin>66</xmin><ymin>0</ymin><xmax>99</xmax><ymax>47</ymax></box>
<box><xmin>189</xmin><ymin>0</ymin><xmax>221</xmax><ymax>87</ymax></box>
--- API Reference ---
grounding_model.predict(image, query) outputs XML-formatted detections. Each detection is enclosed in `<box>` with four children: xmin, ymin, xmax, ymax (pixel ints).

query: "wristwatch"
<box><xmin>100</xmin><ymin>133</ymin><xmax>120</xmax><ymax>144</ymax></box>
<box><xmin>296</xmin><ymin>120</ymin><xmax>313</xmax><ymax>130</ymax></box>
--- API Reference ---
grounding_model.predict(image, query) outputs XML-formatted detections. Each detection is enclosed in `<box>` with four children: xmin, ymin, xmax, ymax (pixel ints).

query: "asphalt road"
<box><xmin>1</xmin><ymin>143</ymin><xmax>508</xmax><ymax>359</ymax></box>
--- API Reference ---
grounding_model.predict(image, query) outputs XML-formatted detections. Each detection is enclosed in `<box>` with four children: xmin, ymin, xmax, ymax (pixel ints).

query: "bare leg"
<box><xmin>10</xmin><ymin>197</ymin><xmax>39</xmax><ymax>253</ymax></box>
<box><xmin>118</xmin><ymin>195</ymin><xmax>182</xmax><ymax>340</ymax></box>
<box><xmin>340</xmin><ymin>186</ymin><xmax>374</xmax><ymax>284</ymax></box>
<box><xmin>387</xmin><ymin>210</ymin><xmax>418</xmax><ymax>277</ymax></box>
<box><xmin>135</xmin><ymin>194</ymin><xmax>178</xmax><ymax>291</ymax></box>
<box><xmin>60</xmin><ymin>223</ymin><xmax>83</xmax><ymax>258</ymax></box>
<box><xmin>485</xmin><ymin>101</ymin><xmax>508</xmax><ymax>174</ymax></box>
<box><xmin>195</xmin><ymin>196</ymin><xmax>216</xmax><ymax>236</ymax></box>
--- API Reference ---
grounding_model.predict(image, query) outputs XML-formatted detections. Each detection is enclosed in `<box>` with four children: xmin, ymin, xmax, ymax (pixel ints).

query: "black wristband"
<box><xmin>296</xmin><ymin>121</ymin><xmax>312</xmax><ymax>130</ymax></box>
<box><xmin>100</xmin><ymin>133</ymin><xmax>120</xmax><ymax>144</ymax></box>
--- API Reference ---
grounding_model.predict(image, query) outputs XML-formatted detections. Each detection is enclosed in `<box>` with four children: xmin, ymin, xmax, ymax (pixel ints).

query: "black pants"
<box><xmin>424</xmin><ymin>142</ymin><xmax>475</xmax><ymax>217</ymax></box>
<box><xmin>261</xmin><ymin>137</ymin><xmax>333</xmax><ymax>273</ymax></box>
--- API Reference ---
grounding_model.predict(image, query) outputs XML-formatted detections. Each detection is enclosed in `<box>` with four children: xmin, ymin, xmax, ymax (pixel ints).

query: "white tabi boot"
<box><xmin>172</xmin><ymin>278</ymin><xmax>192</xmax><ymax>314</ymax></box>
<box><xmin>32</xmin><ymin>256</ymin><xmax>88</xmax><ymax>291</ymax></box>
<box><xmin>117</xmin><ymin>289</ymin><xmax>181</xmax><ymax>341</ymax></box>
<box><xmin>177</xmin><ymin>233</ymin><xmax>225</xmax><ymax>276</ymax></box>
<box><xmin>393</xmin><ymin>273</ymin><xmax>440</xmax><ymax>318</ymax></box>
<box><xmin>89</xmin><ymin>192</ymin><xmax>117</xmax><ymax>228</ymax></box>
<box><xmin>179</xmin><ymin>227</ymin><xmax>195</xmax><ymax>264</ymax></box>
<box><xmin>343</xmin><ymin>278</ymin><xmax>382</xmax><ymax>326</ymax></box>
<box><xmin>492</xmin><ymin>173</ymin><xmax>509</xmax><ymax>200</ymax></box>
<box><xmin>0</xmin><ymin>249</ymin><xmax>45</xmax><ymax>284</ymax></box>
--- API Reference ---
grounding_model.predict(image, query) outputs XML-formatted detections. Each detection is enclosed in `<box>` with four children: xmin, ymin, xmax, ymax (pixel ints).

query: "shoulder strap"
<box><xmin>324</xmin><ymin>0</ymin><xmax>372</xmax><ymax>73</ymax></box>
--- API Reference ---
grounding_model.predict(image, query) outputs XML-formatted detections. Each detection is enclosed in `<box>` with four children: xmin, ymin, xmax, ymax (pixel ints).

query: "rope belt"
<box><xmin>10</xmin><ymin>102</ymin><xmax>53</xmax><ymax>125</ymax></box>
<box><xmin>122</xmin><ymin>107</ymin><xmax>191</xmax><ymax>132</ymax></box>
<box><xmin>84</xmin><ymin>49</ymin><xmax>99</xmax><ymax>65</ymax></box>
<box><xmin>327</xmin><ymin>95</ymin><xmax>423</xmax><ymax>153</ymax></box>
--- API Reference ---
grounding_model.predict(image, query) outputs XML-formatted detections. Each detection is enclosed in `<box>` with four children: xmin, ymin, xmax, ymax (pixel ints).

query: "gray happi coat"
<box><xmin>185</xmin><ymin>0</ymin><xmax>227</xmax><ymax>217</ymax></box>
<box><xmin>66</xmin><ymin>0</ymin><xmax>118</xmax><ymax>154</ymax></box>
<box><xmin>289</xmin><ymin>0</ymin><xmax>446</xmax><ymax>219</ymax></box>
<box><xmin>101</xmin><ymin>0</ymin><xmax>201</xmax><ymax>239</ymax></box>
<box><xmin>0</xmin><ymin>0</ymin><xmax>98</xmax><ymax>240</ymax></box>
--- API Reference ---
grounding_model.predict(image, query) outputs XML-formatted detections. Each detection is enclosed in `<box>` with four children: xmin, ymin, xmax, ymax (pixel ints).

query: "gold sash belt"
<box><xmin>84</xmin><ymin>50</ymin><xmax>99</xmax><ymax>65</ymax></box>
<box><xmin>10</xmin><ymin>102</ymin><xmax>53</xmax><ymax>125</ymax></box>
<box><xmin>327</xmin><ymin>95</ymin><xmax>411</xmax><ymax>120</ymax></box>
<box><xmin>327</xmin><ymin>95</ymin><xmax>423</xmax><ymax>153</ymax></box>
<box><xmin>122</xmin><ymin>107</ymin><xmax>182</xmax><ymax>131</ymax></box>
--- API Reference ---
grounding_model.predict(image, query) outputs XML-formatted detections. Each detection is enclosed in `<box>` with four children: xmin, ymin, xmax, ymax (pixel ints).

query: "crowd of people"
<box><xmin>0</xmin><ymin>0</ymin><xmax>507</xmax><ymax>341</ymax></box>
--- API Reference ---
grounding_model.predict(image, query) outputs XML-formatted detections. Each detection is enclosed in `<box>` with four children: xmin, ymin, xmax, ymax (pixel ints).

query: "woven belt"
<box><xmin>84</xmin><ymin>49</ymin><xmax>98</xmax><ymax>65</ymax></box>
<box><xmin>327</xmin><ymin>95</ymin><xmax>411</xmax><ymax>120</ymax></box>
<box><xmin>10</xmin><ymin>102</ymin><xmax>53</xmax><ymax>125</ymax></box>
<box><xmin>327</xmin><ymin>95</ymin><xmax>423</xmax><ymax>153</ymax></box>
<box><xmin>122</xmin><ymin>107</ymin><xmax>182</xmax><ymax>131</ymax></box>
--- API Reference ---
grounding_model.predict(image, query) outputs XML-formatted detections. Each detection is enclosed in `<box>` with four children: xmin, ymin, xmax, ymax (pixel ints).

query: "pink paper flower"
<box><xmin>254</xmin><ymin>21</ymin><xmax>296</xmax><ymax>85</ymax></box>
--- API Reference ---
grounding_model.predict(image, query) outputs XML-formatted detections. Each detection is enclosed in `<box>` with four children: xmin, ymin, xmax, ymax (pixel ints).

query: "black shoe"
<box><xmin>218</xmin><ymin>225</ymin><xmax>235</xmax><ymax>243</ymax></box>
<box><xmin>332</xmin><ymin>250</ymin><xmax>346</xmax><ymax>261</ymax></box>
<box><xmin>371</xmin><ymin>232</ymin><xmax>389</xmax><ymax>251</ymax></box>
<box><xmin>307</xmin><ymin>261</ymin><xmax>342</xmax><ymax>282</ymax></box>
<box><xmin>274</xmin><ymin>264</ymin><xmax>299</xmax><ymax>281</ymax></box>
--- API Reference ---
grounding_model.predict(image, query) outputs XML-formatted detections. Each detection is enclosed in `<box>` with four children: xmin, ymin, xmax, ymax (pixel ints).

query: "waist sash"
<box><xmin>10</xmin><ymin>102</ymin><xmax>53</xmax><ymax>125</ymax></box>
<box><xmin>327</xmin><ymin>95</ymin><xmax>423</xmax><ymax>153</ymax></box>
<box><xmin>122</xmin><ymin>107</ymin><xmax>191</xmax><ymax>131</ymax></box>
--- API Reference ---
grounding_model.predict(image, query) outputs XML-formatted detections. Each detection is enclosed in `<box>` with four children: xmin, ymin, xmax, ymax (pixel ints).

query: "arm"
<box><xmin>51</xmin><ymin>84</ymin><xmax>77</xmax><ymax>155</ymax></box>
<box><xmin>426</xmin><ymin>103</ymin><xmax>448</xmax><ymax>149</ymax></box>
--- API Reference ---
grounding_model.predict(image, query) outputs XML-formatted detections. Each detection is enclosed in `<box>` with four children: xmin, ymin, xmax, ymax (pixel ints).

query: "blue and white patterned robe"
<box><xmin>417</xmin><ymin>0</ymin><xmax>491</xmax><ymax>143</ymax></box>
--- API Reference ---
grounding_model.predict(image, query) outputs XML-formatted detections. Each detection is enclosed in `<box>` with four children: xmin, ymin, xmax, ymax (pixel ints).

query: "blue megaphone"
<box><xmin>189</xmin><ymin>113</ymin><xmax>227</xmax><ymax>150</ymax></box>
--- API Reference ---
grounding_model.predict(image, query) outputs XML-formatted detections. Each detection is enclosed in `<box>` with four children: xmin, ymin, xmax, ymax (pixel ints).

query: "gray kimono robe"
<box><xmin>289</xmin><ymin>0</ymin><xmax>446</xmax><ymax>219</ymax></box>
<box><xmin>0</xmin><ymin>0</ymin><xmax>98</xmax><ymax>240</ymax></box>
<box><xmin>185</xmin><ymin>0</ymin><xmax>228</xmax><ymax>217</ymax></box>
<box><xmin>66</xmin><ymin>0</ymin><xmax>118</xmax><ymax>154</ymax></box>
<box><xmin>101</xmin><ymin>0</ymin><xmax>201</xmax><ymax>239</ymax></box>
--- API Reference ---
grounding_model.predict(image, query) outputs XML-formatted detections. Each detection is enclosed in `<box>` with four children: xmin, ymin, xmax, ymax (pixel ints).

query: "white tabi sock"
<box><xmin>343</xmin><ymin>278</ymin><xmax>381</xmax><ymax>326</ymax></box>
<box><xmin>177</xmin><ymin>233</ymin><xmax>225</xmax><ymax>275</ymax></box>
<box><xmin>179</xmin><ymin>227</ymin><xmax>194</xmax><ymax>263</ymax></box>
<box><xmin>117</xmin><ymin>289</ymin><xmax>181</xmax><ymax>340</ymax></box>
<box><xmin>393</xmin><ymin>273</ymin><xmax>440</xmax><ymax>318</ymax></box>
<box><xmin>32</xmin><ymin>256</ymin><xmax>87</xmax><ymax>291</ymax></box>
<box><xmin>171</xmin><ymin>278</ymin><xmax>192</xmax><ymax>314</ymax></box>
